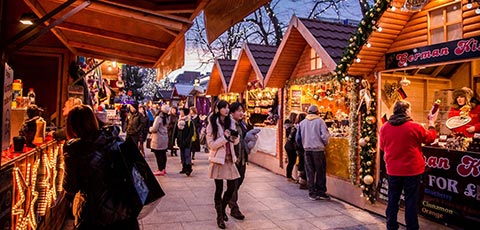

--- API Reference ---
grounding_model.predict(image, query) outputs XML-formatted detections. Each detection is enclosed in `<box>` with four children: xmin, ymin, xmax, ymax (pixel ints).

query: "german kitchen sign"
<box><xmin>385</xmin><ymin>36</ymin><xmax>480</xmax><ymax>70</ymax></box>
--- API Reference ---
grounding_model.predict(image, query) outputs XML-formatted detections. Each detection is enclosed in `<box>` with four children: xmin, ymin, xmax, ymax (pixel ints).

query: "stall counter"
<box><xmin>253</xmin><ymin>126</ymin><xmax>277</xmax><ymax>156</ymax></box>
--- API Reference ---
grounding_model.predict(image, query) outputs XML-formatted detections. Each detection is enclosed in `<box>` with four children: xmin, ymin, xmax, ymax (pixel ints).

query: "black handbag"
<box><xmin>120</xmin><ymin>137</ymin><xmax>165</xmax><ymax>219</ymax></box>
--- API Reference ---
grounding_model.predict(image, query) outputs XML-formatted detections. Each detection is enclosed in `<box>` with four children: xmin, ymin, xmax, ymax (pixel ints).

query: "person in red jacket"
<box><xmin>380</xmin><ymin>100</ymin><xmax>437</xmax><ymax>230</ymax></box>
<box><xmin>448</xmin><ymin>87</ymin><xmax>480</xmax><ymax>137</ymax></box>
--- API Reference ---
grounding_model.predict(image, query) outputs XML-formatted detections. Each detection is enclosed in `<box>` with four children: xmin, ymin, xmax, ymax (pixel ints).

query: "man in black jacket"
<box><xmin>228</xmin><ymin>102</ymin><xmax>249</xmax><ymax>220</ymax></box>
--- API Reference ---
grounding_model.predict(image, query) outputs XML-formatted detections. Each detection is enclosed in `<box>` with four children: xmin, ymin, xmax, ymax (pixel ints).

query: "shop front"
<box><xmin>264</xmin><ymin>15</ymin><xmax>361</xmax><ymax>202</ymax></box>
<box><xmin>333</xmin><ymin>0</ymin><xmax>480</xmax><ymax>228</ymax></box>
<box><xmin>205</xmin><ymin>59</ymin><xmax>240</xmax><ymax>104</ymax></box>
<box><xmin>228</xmin><ymin>43</ymin><xmax>281</xmax><ymax>173</ymax></box>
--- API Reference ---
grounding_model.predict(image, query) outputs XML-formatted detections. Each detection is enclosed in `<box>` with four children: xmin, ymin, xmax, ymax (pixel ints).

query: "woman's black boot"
<box><xmin>215</xmin><ymin>200</ymin><xmax>225</xmax><ymax>229</ymax></box>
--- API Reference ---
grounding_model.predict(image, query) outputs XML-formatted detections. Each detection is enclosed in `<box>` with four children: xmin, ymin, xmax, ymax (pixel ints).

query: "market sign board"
<box><xmin>420</xmin><ymin>147</ymin><xmax>480</xmax><ymax>228</ymax></box>
<box><xmin>385</xmin><ymin>36</ymin><xmax>480</xmax><ymax>70</ymax></box>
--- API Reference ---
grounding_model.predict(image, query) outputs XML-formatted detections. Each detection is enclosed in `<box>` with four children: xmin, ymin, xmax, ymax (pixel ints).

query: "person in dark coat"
<box><xmin>63</xmin><ymin>105</ymin><xmax>139</xmax><ymax>230</ymax></box>
<box><xmin>125</xmin><ymin>102</ymin><xmax>142</xmax><ymax>146</ymax></box>
<box><xmin>189</xmin><ymin>107</ymin><xmax>202</xmax><ymax>160</ymax></box>
<box><xmin>138</xmin><ymin>105</ymin><xmax>150</xmax><ymax>156</ymax></box>
<box><xmin>172</xmin><ymin>107</ymin><xmax>194</xmax><ymax>176</ymax></box>
<box><xmin>167</xmin><ymin>106</ymin><xmax>178</xmax><ymax>156</ymax></box>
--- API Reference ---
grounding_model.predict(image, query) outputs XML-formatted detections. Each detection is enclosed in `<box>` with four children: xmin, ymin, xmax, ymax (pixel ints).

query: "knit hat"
<box><xmin>307</xmin><ymin>105</ymin><xmax>319</xmax><ymax>114</ymax></box>
<box><xmin>130</xmin><ymin>101</ymin><xmax>139</xmax><ymax>110</ymax></box>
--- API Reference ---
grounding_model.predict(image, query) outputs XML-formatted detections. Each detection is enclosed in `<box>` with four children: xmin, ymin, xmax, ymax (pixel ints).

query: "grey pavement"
<box><xmin>140</xmin><ymin>149</ymin><xmax>452</xmax><ymax>230</ymax></box>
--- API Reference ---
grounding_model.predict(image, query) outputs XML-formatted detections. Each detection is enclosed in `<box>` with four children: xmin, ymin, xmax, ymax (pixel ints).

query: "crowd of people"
<box><xmin>22</xmin><ymin>92</ymin><xmax>450</xmax><ymax>230</ymax></box>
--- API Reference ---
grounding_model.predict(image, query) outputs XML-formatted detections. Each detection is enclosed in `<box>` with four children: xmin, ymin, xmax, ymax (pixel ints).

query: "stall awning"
<box><xmin>206</xmin><ymin>59</ymin><xmax>236</xmax><ymax>96</ymax></box>
<box><xmin>264</xmin><ymin>16</ymin><xmax>355</xmax><ymax>88</ymax></box>
<box><xmin>20</xmin><ymin>0</ymin><xmax>269</xmax><ymax>78</ymax></box>
<box><xmin>229</xmin><ymin>43</ymin><xmax>277</xmax><ymax>93</ymax></box>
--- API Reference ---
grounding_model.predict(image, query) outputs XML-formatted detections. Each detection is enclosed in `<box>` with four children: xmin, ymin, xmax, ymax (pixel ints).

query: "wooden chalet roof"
<box><xmin>17</xmin><ymin>0</ymin><xmax>269</xmax><ymax>78</ymax></box>
<box><xmin>158</xmin><ymin>89</ymin><xmax>173</xmax><ymax>100</ymax></box>
<box><xmin>229</xmin><ymin>43</ymin><xmax>277</xmax><ymax>93</ymax></box>
<box><xmin>264</xmin><ymin>16</ymin><xmax>356</xmax><ymax>88</ymax></box>
<box><xmin>206</xmin><ymin>59</ymin><xmax>236</xmax><ymax>96</ymax></box>
<box><xmin>344</xmin><ymin>0</ymin><xmax>480</xmax><ymax>77</ymax></box>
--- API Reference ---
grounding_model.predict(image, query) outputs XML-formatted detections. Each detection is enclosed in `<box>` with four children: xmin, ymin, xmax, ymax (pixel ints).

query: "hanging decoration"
<box><xmin>358</xmin><ymin>83</ymin><xmax>377</xmax><ymax>203</ymax></box>
<box><xmin>333</xmin><ymin>0</ymin><xmax>390</xmax><ymax>82</ymax></box>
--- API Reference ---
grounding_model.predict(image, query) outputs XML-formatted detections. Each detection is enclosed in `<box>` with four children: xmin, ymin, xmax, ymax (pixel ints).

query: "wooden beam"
<box><xmin>56</xmin><ymin>22</ymin><xmax>167</xmax><ymax>50</ymax></box>
<box><xmin>23</xmin><ymin>0</ymin><xmax>77</xmax><ymax>54</ymax></box>
<box><xmin>69</xmin><ymin>41</ymin><xmax>158</xmax><ymax>62</ymax></box>
<box><xmin>431</xmin><ymin>65</ymin><xmax>446</xmax><ymax>77</ymax></box>
<box><xmin>381</xmin><ymin>73</ymin><xmax>450</xmax><ymax>82</ymax></box>
<box><xmin>47</xmin><ymin>0</ymin><xmax>191</xmax><ymax>31</ymax></box>
<box><xmin>77</xmin><ymin>51</ymin><xmax>154</xmax><ymax>67</ymax></box>
<box><xmin>97</xmin><ymin>0</ymin><xmax>193</xmax><ymax>24</ymax></box>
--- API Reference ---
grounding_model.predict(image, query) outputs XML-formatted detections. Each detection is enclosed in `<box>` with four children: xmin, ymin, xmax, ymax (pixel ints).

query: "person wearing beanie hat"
<box><xmin>448</xmin><ymin>87</ymin><xmax>480</xmax><ymax>137</ymax></box>
<box><xmin>295</xmin><ymin>103</ymin><xmax>331</xmax><ymax>201</ymax></box>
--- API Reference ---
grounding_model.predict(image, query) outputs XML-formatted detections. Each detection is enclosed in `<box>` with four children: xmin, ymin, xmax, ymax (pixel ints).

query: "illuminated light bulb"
<box><xmin>366</xmin><ymin>43</ymin><xmax>371</xmax><ymax>48</ymax></box>
<box><xmin>391</xmin><ymin>6</ymin><xmax>396</xmax><ymax>11</ymax></box>
<box><xmin>467</xmin><ymin>3</ymin><xmax>473</xmax><ymax>9</ymax></box>
<box><xmin>377</xmin><ymin>26</ymin><xmax>383</xmax><ymax>32</ymax></box>
<box><xmin>112</xmin><ymin>61</ymin><xmax>117</xmax><ymax>68</ymax></box>
<box><xmin>345</xmin><ymin>76</ymin><xmax>349</xmax><ymax>81</ymax></box>
<box><xmin>356</xmin><ymin>58</ymin><xmax>361</xmax><ymax>63</ymax></box>
<box><xmin>476</xmin><ymin>7</ymin><xmax>480</xmax><ymax>14</ymax></box>
<box><xmin>108</xmin><ymin>66</ymin><xmax>112</xmax><ymax>71</ymax></box>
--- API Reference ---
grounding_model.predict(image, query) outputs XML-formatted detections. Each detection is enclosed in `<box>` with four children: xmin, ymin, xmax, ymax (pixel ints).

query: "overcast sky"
<box><xmin>172</xmin><ymin>0</ymin><xmax>363</xmax><ymax>77</ymax></box>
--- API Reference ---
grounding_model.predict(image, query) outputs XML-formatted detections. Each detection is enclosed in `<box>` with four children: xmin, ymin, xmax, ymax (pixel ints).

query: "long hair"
<box><xmin>209</xmin><ymin>100</ymin><xmax>230</xmax><ymax>140</ymax></box>
<box><xmin>66</xmin><ymin>105</ymin><xmax>99</xmax><ymax>140</ymax></box>
<box><xmin>295</xmin><ymin>112</ymin><xmax>307</xmax><ymax>124</ymax></box>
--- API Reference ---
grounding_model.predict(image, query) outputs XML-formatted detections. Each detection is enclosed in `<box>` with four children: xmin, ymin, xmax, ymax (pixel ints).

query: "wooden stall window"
<box><xmin>428</xmin><ymin>2</ymin><xmax>462</xmax><ymax>45</ymax></box>
<box><xmin>310</xmin><ymin>48</ymin><xmax>322</xmax><ymax>70</ymax></box>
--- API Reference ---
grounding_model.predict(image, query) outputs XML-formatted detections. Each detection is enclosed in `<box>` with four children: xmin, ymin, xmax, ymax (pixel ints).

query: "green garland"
<box><xmin>333</xmin><ymin>0</ymin><xmax>391</xmax><ymax>82</ymax></box>
<box><xmin>358</xmin><ymin>87</ymin><xmax>377</xmax><ymax>203</ymax></box>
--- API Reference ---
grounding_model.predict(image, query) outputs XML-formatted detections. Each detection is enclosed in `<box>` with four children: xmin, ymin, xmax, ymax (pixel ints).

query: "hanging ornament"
<box><xmin>366</xmin><ymin>116</ymin><xmax>376</xmax><ymax>124</ymax></box>
<box><xmin>359</xmin><ymin>138</ymin><xmax>367</xmax><ymax>146</ymax></box>
<box><xmin>366</xmin><ymin>161</ymin><xmax>372</xmax><ymax>166</ymax></box>
<box><xmin>363</xmin><ymin>175</ymin><xmax>374</xmax><ymax>185</ymax></box>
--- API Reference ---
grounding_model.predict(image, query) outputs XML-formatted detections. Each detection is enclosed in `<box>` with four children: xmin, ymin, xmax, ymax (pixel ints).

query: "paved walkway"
<box><xmin>140</xmin><ymin>149</ymin><xmax>452</xmax><ymax>230</ymax></box>
<box><xmin>140</xmin><ymin>148</ymin><xmax>454</xmax><ymax>230</ymax></box>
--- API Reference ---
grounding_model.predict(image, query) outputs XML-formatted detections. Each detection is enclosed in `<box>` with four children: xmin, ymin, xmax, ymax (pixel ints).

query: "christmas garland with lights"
<box><xmin>348</xmin><ymin>80</ymin><xmax>360</xmax><ymax>184</ymax></box>
<box><xmin>358</xmin><ymin>87</ymin><xmax>377</xmax><ymax>203</ymax></box>
<box><xmin>331</xmin><ymin>0</ymin><xmax>390</xmax><ymax>203</ymax></box>
<box><xmin>332</xmin><ymin>0</ymin><xmax>390</xmax><ymax>82</ymax></box>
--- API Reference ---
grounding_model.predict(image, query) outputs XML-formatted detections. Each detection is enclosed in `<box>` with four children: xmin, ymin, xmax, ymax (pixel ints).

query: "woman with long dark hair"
<box><xmin>150</xmin><ymin>105</ymin><xmax>170</xmax><ymax>176</ymax></box>
<box><xmin>206</xmin><ymin>100</ymin><xmax>240</xmax><ymax>229</ymax></box>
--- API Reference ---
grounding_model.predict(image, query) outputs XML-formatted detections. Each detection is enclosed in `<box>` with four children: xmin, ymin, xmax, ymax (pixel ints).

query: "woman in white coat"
<box><xmin>149</xmin><ymin>105</ymin><xmax>170</xmax><ymax>176</ymax></box>
<box><xmin>206</xmin><ymin>100</ymin><xmax>240</xmax><ymax>229</ymax></box>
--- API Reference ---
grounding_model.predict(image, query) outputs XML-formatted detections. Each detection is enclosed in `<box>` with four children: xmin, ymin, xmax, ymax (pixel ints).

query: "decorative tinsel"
<box><xmin>358</xmin><ymin>86</ymin><xmax>377</xmax><ymax>203</ymax></box>
<box><xmin>348</xmin><ymin>79</ymin><xmax>360</xmax><ymax>184</ymax></box>
<box><xmin>332</xmin><ymin>0</ymin><xmax>390</xmax><ymax>82</ymax></box>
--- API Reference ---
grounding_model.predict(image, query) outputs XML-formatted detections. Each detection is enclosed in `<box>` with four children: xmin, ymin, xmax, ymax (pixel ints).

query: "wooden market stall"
<box><xmin>264</xmin><ymin>15</ymin><xmax>357</xmax><ymax>199</ymax></box>
<box><xmin>1</xmin><ymin>1</ymin><xmax>271</xmax><ymax>229</ymax></box>
<box><xmin>205</xmin><ymin>59</ymin><xmax>239</xmax><ymax>103</ymax></box>
<box><xmin>228</xmin><ymin>43</ymin><xmax>280</xmax><ymax>173</ymax></box>
<box><xmin>332</xmin><ymin>0</ymin><xmax>480</xmax><ymax>228</ymax></box>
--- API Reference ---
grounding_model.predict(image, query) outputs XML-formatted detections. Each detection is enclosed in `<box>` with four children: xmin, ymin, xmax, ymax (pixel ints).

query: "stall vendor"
<box><xmin>448</xmin><ymin>87</ymin><xmax>480</xmax><ymax>137</ymax></box>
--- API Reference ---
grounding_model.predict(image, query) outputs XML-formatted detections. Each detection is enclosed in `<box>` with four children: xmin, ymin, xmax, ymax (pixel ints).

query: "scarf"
<box><xmin>387</xmin><ymin>113</ymin><xmax>413</xmax><ymax>126</ymax></box>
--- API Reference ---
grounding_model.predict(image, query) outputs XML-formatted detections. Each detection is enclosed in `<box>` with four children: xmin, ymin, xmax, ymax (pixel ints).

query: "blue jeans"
<box><xmin>386</xmin><ymin>174</ymin><xmax>421</xmax><ymax>230</ymax></box>
<box><xmin>180</xmin><ymin>147</ymin><xmax>191</xmax><ymax>165</ymax></box>
<box><xmin>304</xmin><ymin>150</ymin><xmax>327</xmax><ymax>196</ymax></box>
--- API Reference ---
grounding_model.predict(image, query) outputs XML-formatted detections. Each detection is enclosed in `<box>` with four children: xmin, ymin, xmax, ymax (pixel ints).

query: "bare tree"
<box><xmin>245</xmin><ymin>1</ymin><xmax>284</xmax><ymax>46</ymax></box>
<box><xmin>307</xmin><ymin>0</ymin><xmax>372</xmax><ymax>19</ymax></box>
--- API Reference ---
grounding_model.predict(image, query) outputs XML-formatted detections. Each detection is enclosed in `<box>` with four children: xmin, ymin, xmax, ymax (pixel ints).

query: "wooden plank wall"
<box><xmin>291</xmin><ymin>46</ymin><xmax>331</xmax><ymax>79</ymax></box>
<box><xmin>463</xmin><ymin>0</ymin><xmax>480</xmax><ymax>38</ymax></box>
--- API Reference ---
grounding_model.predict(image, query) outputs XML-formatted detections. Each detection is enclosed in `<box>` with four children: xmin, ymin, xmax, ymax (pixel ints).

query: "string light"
<box><xmin>366</xmin><ymin>42</ymin><xmax>371</xmax><ymax>48</ymax></box>
<box><xmin>356</xmin><ymin>58</ymin><xmax>361</xmax><ymax>63</ymax></box>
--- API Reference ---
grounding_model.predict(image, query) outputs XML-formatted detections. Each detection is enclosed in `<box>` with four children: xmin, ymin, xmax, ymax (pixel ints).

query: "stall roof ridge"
<box><xmin>205</xmin><ymin>58</ymin><xmax>236</xmax><ymax>96</ymax></box>
<box><xmin>216</xmin><ymin>59</ymin><xmax>236</xmax><ymax>85</ymax></box>
<box><xmin>264</xmin><ymin>15</ymin><xmax>355</xmax><ymax>88</ymax></box>
<box><xmin>246</xmin><ymin>43</ymin><xmax>278</xmax><ymax>78</ymax></box>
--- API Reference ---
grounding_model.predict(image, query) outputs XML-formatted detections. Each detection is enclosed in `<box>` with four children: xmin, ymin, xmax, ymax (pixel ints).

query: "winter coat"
<box><xmin>149</xmin><ymin>113</ymin><xmax>169</xmax><ymax>150</ymax></box>
<box><xmin>206</xmin><ymin>116</ymin><xmax>238</xmax><ymax>165</ymax></box>
<box><xmin>448</xmin><ymin>104</ymin><xmax>480</xmax><ymax>137</ymax></box>
<box><xmin>63</xmin><ymin>128</ymin><xmax>138</xmax><ymax>229</ymax></box>
<box><xmin>245</xmin><ymin>128</ymin><xmax>260</xmax><ymax>150</ymax></box>
<box><xmin>139</xmin><ymin>114</ymin><xmax>150</xmax><ymax>141</ymax></box>
<box><xmin>167</xmin><ymin>114</ymin><xmax>178</xmax><ymax>149</ymax></box>
<box><xmin>125</xmin><ymin>112</ymin><xmax>142</xmax><ymax>136</ymax></box>
<box><xmin>380</xmin><ymin>113</ymin><xmax>436</xmax><ymax>176</ymax></box>
<box><xmin>233</xmin><ymin>120</ymin><xmax>250</xmax><ymax>165</ymax></box>
<box><xmin>172</xmin><ymin>116</ymin><xmax>194</xmax><ymax>149</ymax></box>
<box><xmin>190</xmin><ymin>114</ymin><xmax>202</xmax><ymax>152</ymax></box>
<box><xmin>296</xmin><ymin>114</ymin><xmax>330</xmax><ymax>151</ymax></box>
